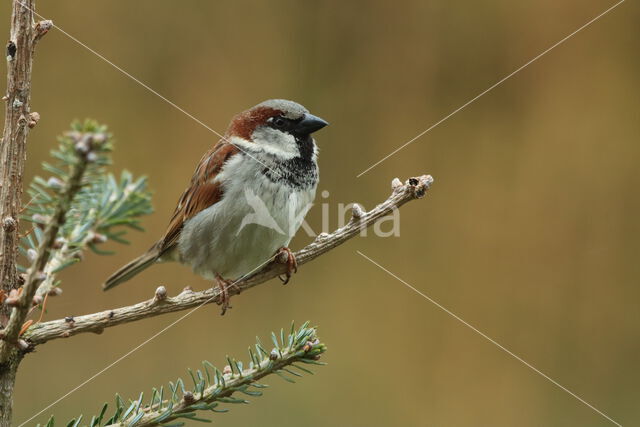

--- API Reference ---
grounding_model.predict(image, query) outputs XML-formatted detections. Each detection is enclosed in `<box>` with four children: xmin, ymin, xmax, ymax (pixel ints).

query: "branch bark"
<box><xmin>0</xmin><ymin>1</ymin><xmax>50</xmax><ymax>423</ymax></box>
<box><xmin>24</xmin><ymin>175</ymin><xmax>434</xmax><ymax>347</ymax></box>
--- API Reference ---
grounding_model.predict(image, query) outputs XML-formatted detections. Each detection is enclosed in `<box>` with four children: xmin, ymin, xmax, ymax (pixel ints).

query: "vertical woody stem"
<box><xmin>0</xmin><ymin>1</ymin><xmax>49</xmax><ymax>424</ymax></box>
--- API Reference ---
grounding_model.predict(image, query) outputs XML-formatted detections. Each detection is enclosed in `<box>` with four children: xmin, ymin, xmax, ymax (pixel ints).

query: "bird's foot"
<box><xmin>214</xmin><ymin>274</ymin><xmax>237</xmax><ymax>315</ymax></box>
<box><xmin>276</xmin><ymin>247</ymin><xmax>298</xmax><ymax>285</ymax></box>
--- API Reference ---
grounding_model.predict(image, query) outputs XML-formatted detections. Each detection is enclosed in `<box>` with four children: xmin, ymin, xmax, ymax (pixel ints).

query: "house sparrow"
<box><xmin>103</xmin><ymin>99</ymin><xmax>328</xmax><ymax>313</ymax></box>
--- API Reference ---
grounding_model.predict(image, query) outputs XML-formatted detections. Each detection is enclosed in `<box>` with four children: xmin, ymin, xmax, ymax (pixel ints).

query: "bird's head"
<box><xmin>226</xmin><ymin>99</ymin><xmax>328</xmax><ymax>159</ymax></box>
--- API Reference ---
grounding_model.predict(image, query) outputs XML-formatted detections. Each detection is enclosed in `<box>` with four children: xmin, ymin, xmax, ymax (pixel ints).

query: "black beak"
<box><xmin>294</xmin><ymin>113</ymin><xmax>329</xmax><ymax>136</ymax></box>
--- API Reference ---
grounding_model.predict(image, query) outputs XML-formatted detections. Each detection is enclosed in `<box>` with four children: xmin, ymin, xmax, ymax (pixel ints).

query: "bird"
<box><xmin>102</xmin><ymin>99</ymin><xmax>328</xmax><ymax>314</ymax></box>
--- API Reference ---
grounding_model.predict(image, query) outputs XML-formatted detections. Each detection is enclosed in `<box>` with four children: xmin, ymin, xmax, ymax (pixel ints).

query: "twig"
<box><xmin>24</xmin><ymin>175</ymin><xmax>434</xmax><ymax>347</ymax></box>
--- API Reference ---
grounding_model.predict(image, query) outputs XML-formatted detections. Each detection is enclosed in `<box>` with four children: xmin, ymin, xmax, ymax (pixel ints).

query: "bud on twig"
<box><xmin>2</xmin><ymin>216</ymin><xmax>16</xmax><ymax>232</ymax></box>
<box><xmin>182</xmin><ymin>391</ymin><xmax>195</xmax><ymax>405</ymax></box>
<box><xmin>46</xmin><ymin>176</ymin><xmax>64</xmax><ymax>190</ymax></box>
<box><xmin>26</xmin><ymin>248</ymin><xmax>37</xmax><ymax>262</ymax></box>
<box><xmin>391</xmin><ymin>177</ymin><xmax>403</xmax><ymax>190</ymax></box>
<box><xmin>48</xmin><ymin>287</ymin><xmax>63</xmax><ymax>296</ymax></box>
<box><xmin>154</xmin><ymin>286</ymin><xmax>167</xmax><ymax>301</ymax></box>
<box><xmin>27</xmin><ymin>111</ymin><xmax>40</xmax><ymax>128</ymax></box>
<box><xmin>351</xmin><ymin>203</ymin><xmax>366</xmax><ymax>220</ymax></box>
<box><xmin>89</xmin><ymin>232</ymin><xmax>108</xmax><ymax>244</ymax></box>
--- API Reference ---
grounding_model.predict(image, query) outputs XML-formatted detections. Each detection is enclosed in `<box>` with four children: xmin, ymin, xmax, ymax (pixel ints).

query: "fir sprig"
<box><xmin>19</xmin><ymin>120</ymin><xmax>153</xmax><ymax>297</ymax></box>
<box><xmin>38</xmin><ymin>322</ymin><xmax>326</xmax><ymax>427</ymax></box>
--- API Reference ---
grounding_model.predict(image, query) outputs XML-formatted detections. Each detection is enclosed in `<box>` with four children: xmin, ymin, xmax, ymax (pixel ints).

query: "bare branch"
<box><xmin>0</xmin><ymin>0</ymin><xmax>51</xmax><ymax>422</ymax></box>
<box><xmin>24</xmin><ymin>175</ymin><xmax>434</xmax><ymax>347</ymax></box>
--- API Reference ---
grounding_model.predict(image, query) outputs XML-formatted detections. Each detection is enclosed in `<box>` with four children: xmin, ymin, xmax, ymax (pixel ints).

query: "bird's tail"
<box><xmin>103</xmin><ymin>248</ymin><xmax>160</xmax><ymax>291</ymax></box>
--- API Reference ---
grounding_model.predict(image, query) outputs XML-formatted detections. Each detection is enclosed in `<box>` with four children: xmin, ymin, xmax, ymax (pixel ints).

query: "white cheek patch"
<box><xmin>251</xmin><ymin>127</ymin><xmax>299</xmax><ymax>159</ymax></box>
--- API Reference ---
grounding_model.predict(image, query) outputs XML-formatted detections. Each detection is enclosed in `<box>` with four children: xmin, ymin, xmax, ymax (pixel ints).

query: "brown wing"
<box><xmin>157</xmin><ymin>141</ymin><xmax>239</xmax><ymax>255</ymax></box>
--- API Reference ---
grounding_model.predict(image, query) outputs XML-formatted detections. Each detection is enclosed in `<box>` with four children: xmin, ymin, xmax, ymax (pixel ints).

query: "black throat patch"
<box><xmin>261</xmin><ymin>135</ymin><xmax>318</xmax><ymax>189</ymax></box>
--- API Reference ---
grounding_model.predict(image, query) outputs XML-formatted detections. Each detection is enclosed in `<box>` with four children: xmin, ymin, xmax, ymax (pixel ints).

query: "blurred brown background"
<box><xmin>2</xmin><ymin>0</ymin><xmax>639</xmax><ymax>425</ymax></box>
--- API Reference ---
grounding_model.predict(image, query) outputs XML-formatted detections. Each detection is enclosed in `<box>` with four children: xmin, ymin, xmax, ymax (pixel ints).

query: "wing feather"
<box><xmin>158</xmin><ymin>141</ymin><xmax>239</xmax><ymax>254</ymax></box>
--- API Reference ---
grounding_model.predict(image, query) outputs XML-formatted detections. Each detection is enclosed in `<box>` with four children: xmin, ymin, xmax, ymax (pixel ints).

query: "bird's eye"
<box><xmin>272</xmin><ymin>116</ymin><xmax>286</xmax><ymax>128</ymax></box>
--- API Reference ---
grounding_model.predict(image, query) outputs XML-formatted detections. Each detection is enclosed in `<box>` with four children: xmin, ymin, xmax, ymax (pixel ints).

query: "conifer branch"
<box><xmin>37</xmin><ymin>322</ymin><xmax>326</xmax><ymax>427</ymax></box>
<box><xmin>0</xmin><ymin>125</ymin><xmax>100</xmax><ymax>361</ymax></box>
<box><xmin>1</xmin><ymin>121</ymin><xmax>152</xmax><ymax>357</ymax></box>
<box><xmin>23</xmin><ymin>175</ymin><xmax>433</xmax><ymax>347</ymax></box>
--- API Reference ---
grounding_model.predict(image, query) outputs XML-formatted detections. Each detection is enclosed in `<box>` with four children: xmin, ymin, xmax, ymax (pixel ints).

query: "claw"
<box><xmin>276</xmin><ymin>247</ymin><xmax>297</xmax><ymax>285</ymax></box>
<box><xmin>215</xmin><ymin>275</ymin><xmax>236</xmax><ymax>315</ymax></box>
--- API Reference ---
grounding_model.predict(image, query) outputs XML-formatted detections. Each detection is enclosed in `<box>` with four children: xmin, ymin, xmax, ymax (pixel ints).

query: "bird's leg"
<box><xmin>276</xmin><ymin>247</ymin><xmax>298</xmax><ymax>285</ymax></box>
<box><xmin>214</xmin><ymin>274</ymin><xmax>236</xmax><ymax>315</ymax></box>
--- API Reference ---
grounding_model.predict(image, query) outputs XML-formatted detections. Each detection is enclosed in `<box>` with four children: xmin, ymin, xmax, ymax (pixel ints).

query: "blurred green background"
<box><xmin>2</xmin><ymin>0</ymin><xmax>639</xmax><ymax>425</ymax></box>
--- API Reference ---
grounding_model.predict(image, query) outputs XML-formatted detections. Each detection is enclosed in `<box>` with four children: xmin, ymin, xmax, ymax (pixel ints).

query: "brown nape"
<box><xmin>226</xmin><ymin>106</ymin><xmax>282</xmax><ymax>140</ymax></box>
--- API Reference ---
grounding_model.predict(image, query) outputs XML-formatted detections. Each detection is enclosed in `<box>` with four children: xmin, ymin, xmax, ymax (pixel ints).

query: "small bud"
<box><xmin>269</xmin><ymin>350</ymin><xmax>278</xmax><ymax>361</ymax></box>
<box><xmin>27</xmin><ymin>112</ymin><xmax>40</xmax><ymax>128</ymax></box>
<box><xmin>351</xmin><ymin>203</ymin><xmax>366</xmax><ymax>219</ymax></box>
<box><xmin>66</xmin><ymin>130</ymin><xmax>82</xmax><ymax>142</ymax></box>
<box><xmin>391</xmin><ymin>177</ymin><xmax>403</xmax><ymax>190</ymax></box>
<box><xmin>182</xmin><ymin>286</ymin><xmax>193</xmax><ymax>293</ymax></box>
<box><xmin>5</xmin><ymin>296</ymin><xmax>20</xmax><ymax>307</ymax></box>
<box><xmin>46</xmin><ymin>176</ymin><xmax>64</xmax><ymax>190</ymax></box>
<box><xmin>302</xmin><ymin>344</ymin><xmax>311</xmax><ymax>352</ymax></box>
<box><xmin>34</xmin><ymin>20</ymin><xmax>53</xmax><ymax>39</ymax></box>
<box><xmin>12</xmin><ymin>98</ymin><xmax>23</xmax><ymax>109</ymax></box>
<box><xmin>223</xmin><ymin>365</ymin><xmax>232</xmax><ymax>375</ymax></box>
<box><xmin>89</xmin><ymin>232</ymin><xmax>107</xmax><ymax>244</ymax></box>
<box><xmin>48</xmin><ymin>287</ymin><xmax>63</xmax><ymax>296</ymax></box>
<box><xmin>92</xmin><ymin>132</ymin><xmax>107</xmax><ymax>144</ymax></box>
<box><xmin>27</xmin><ymin>248</ymin><xmax>38</xmax><ymax>262</ymax></box>
<box><xmin>315</xmin><ymin>232</ymin><xmax>329</xmax><ymax>241</ymax></box>
<box><xmin>74</xmin><ymin>139</ymin><xmax>90</xmax><ymax>154</ymax></box>
<box><xmin>17</xmin><ymin>339</ymin><xmax>29</xmax><ymax>351</ymax></box>
<box><xmin>154</xmin><ymin>286</ymin><xmax>167</xmax><ymax>301</ymax></box>
<box><xmin>182</xmin><ymin>391</ymin><xmax>195</xmax><ymax>404</ymax></box>
<box><xmin>31</xmin><ymin>213</ymin><xmax>49</xmax><ymax>226</ymax></box>
<box><xmin>86</xmin><ymin>152</ymin><xmax>98</xmax><ymax>163</ymax></box>
<box><xmin>52</xmin><ymin>237</ymin><xmax>65</xmax><ymax>249</ymax></box>
<box><xmin>2</xmin><ymin>216</ymin><xmax>16</xmax><ymax>232</ymax></box>
<box><xmin>32</xmin><ymin>295</ymin><xmax>43</xmax><ymax>306</ymax></box>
